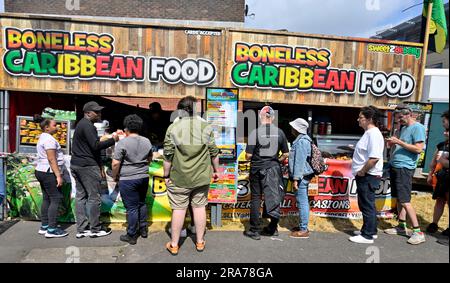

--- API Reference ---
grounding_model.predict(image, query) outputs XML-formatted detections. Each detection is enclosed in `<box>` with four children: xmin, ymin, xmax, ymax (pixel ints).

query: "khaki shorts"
<box><xmin>167</xmin><ymin>184</ymin><xmax>210</xmax><ymax>209</ymax></box>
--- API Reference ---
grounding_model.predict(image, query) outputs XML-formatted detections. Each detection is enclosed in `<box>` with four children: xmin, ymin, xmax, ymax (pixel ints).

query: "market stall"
<box><xmin>0</xmin><ymin>13</ymin><xmax>427</xmax><ymax>223</ymax></box>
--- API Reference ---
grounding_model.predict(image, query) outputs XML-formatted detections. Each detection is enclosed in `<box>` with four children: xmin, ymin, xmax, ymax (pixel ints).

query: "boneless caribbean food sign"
<box><xmin>230</xmin><ymin>42</ymin><xmax>419</xmax><ymax>98</ymax></box>
<box><xmin>2</xmin><ymin>28</ymin><xmax>216</xmax><ymax>84</ymax></box>
<box><xmin>0</xmin><ymin>20</ymin><xmax>423</xmax><ymax>103</ymax></box>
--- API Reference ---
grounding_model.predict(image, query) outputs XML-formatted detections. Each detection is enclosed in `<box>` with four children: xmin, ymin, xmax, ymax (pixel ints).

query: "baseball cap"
<box><xmin>395</xmin><ymin>104</ymin><xmax>412</xmax><ymax>112</ymax></box>
<box><xmin>289</xmin><ymin>118</ymin><xmax>309</xmax><ymax>135</ymax></box>
<box><xmin>83</xmin><ymin>101</ymin><xmax>104</xmax><ymax>112</ymax></box>
<box><xmin>260</xmin><ymin>106</ymin><xmax>275</xmax><ymax>118</ymax></box>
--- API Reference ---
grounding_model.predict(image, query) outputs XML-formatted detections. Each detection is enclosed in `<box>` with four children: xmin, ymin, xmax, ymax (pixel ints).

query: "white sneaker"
<box><xmin>89</xmin><ymin>229</ymin><xmax>112</xmax><ymax>238</ymax></box>
<box><xmin>38</xmin><ymin>227</ymin><xmax>48</xmax><ymax>235</ymax></box>
<box><xmin>353</xmin><ymin>231</ymin><xmax>378</xmax><ymax>239</ymax></box>
<box><xmin>384</xmin><ymin>226</ymin><xmax>412</xmax><ymax>236</ymax></box>
<box><xmin>76</xmin><ymin>230</ymin><xmax>91</xmax><ymax>239</ymax></box>
<box><xmin>349</xmin><ymin>235</ymin><xmax>374</xmax><ymax>244</ymax></box>
<box><xmin>407</xmin><ymin>232</ymin><xmax>426</xmax><ymax>245</ymax></box>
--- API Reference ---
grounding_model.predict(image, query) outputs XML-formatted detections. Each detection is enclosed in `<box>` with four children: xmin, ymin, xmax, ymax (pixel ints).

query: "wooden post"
<box><xmin>417</xmin><ymin>2</ymin><xmax>433</xmax><ymax>102</ymax></box>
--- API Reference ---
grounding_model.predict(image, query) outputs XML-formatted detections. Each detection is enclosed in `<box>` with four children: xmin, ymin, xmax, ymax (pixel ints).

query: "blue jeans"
<box><xmin>295</xmin><ymin>178</ymin><xmax>311</xmax><ymax>232</ymax></box>
<box><xmin>119</xmin><ymin>177</ymin><xmax>149</xmax><ymax>237</ymax></box>
<box><xmin>356</xmin><ymin>175</ymin><xmax>381</xmax><ymax>240</ymax></box>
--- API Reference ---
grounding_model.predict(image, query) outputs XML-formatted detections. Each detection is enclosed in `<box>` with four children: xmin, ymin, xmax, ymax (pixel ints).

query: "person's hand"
<box><xmin>386</xmin><ymin>136</ymin><xmax>401</xmax><ymax>145</ymax></box>
<box><xmin>212</xmin><ymin>172</ymin><xmax>220</xmax><ymax>183</ymax></box>
<box><xmin>293</xmin><ymin>180</ymin><xmax>299</xmax><ymax>191</ymax></box>
<box><xmin>112</xmin><ymin>132</ymin><xmax>120</xmax><ymax>142</ymax></box>
<box><xmin>165</xmin><ymin>178</ymin><xmax>172</xmax><ymax>187</ymax></box>
<box><xmin>56</xmin><ymin>175</ymin><xmax>64</xmax><ymax>188</ymax></box>
<box><xmin>100</xmin><ymin>168</ymin><xmax>106</xmax><ymax>179</ymax></box>
<box><xmin>357</xmin><ymin>170</ymin><xmax>365</xmax><ymax>177</ymax></box>
<box><xmin>427</xmin><ymin>174</ymin><xmax>434</xmax><ymax>186</ymax></box>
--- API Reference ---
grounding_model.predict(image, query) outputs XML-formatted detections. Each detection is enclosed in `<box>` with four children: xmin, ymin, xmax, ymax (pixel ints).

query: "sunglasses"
<box><xmin>395</xmin><ymin>109</ymin><xmax>411</xmax><ymax>115</ymax></box>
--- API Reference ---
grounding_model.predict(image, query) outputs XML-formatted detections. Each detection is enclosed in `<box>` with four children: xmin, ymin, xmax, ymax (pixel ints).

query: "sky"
<box><xmin>245</xmin><ymin>0</ymin><xmax>449</xmax><ymax>39</ymax></box>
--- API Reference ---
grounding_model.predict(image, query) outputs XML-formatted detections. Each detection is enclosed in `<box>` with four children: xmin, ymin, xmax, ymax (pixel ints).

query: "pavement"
<box><xmin>0</xmin><ymin>220</ymin><xmax>448</xmax><ymax>263</ymax></box>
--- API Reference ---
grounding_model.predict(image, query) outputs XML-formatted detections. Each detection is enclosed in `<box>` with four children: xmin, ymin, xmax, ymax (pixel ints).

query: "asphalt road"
<box><xmin>0</xmin><ymin>220</ymin><xmax>448</xmax><ymax>263</ymax></box>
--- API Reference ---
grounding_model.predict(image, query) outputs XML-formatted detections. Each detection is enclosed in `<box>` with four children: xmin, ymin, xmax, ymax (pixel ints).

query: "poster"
<box><xmin>16</xmin><ymin>116</ymin><xmax>70</xmax><ymax>154</ymax></box>
<box><xmin>206</xmin><ymin>88</ymin><xmax>239</xmax><ymax>204</ymax></box>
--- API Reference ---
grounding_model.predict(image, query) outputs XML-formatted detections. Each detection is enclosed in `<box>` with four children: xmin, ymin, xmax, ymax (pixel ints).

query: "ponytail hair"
<box><xmin>360</xmin><ymin>106</ymin><xmax>385</xmax><ymax>128</ymax></box>
<box><xmin>33</xmin><ymin>114</ymin><xmax>53</xmax><ymax>130</ymax></box>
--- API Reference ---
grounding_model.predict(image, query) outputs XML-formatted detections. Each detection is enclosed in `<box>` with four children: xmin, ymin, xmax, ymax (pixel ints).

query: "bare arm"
<box><xmin>357</xmin><ymin>158</ymin><xmax>379</xmax><ymax>176</ymax></box>
<box><xmin>388</xmin><ymin>136</ymin><xmax>424</xmax><ymax>154</ymax></box>
<box><xmin>112</xmin><ymin>159</ymin><xmax>121</xmax><ymax>181</ymax></box>
<box><xmin>163</xmin><ymin>160</ymin><xmax>172</xmax><ymax>178</ymax></box>
<box><xmin>46</xmin><ymin>149</ymin><xmax>63</xmax><ymax>187</ymax></box>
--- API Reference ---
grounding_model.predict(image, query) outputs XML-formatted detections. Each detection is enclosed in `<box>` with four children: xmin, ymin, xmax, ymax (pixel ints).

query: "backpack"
<box><xmin>307</xmin><ymin>141</ymin><xmax>327</xmax><ymax>175</ymax></box>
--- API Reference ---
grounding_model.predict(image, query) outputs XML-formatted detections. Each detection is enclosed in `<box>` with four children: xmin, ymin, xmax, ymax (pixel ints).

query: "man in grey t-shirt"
<box><xmin>112</xmin><ymin>115</ymin><xmax>152</xmax><ymax>245</ymax></box>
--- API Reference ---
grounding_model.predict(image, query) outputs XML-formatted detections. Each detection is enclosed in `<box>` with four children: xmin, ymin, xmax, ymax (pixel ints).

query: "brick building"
<box><xmin>2</xmin><ymin>0</ymin><xmax>246</xmax><ymax>110</ymax></box>
<box><xmin>4</xmin><ymin>0</ymin><xmax>245</xmax><ymax>27</ymax></box>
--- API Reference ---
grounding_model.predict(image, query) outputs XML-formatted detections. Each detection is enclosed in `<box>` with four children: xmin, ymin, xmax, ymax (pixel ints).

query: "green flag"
<box><xmin>421</xmin><ymin>0</ymin><xmax>448</xmax><ymax>53</ymax></box>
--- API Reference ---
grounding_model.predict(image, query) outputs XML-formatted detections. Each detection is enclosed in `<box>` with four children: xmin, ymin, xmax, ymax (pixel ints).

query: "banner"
<box><xmin>6</xmin><ymin>150</ymin><xmax>396</xmax><ymax>222</ymax></box>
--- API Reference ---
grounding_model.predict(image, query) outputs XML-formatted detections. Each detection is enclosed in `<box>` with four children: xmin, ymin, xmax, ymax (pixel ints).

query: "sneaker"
<box><xmin>76</xmin><ymin>230</ymin><xmax>91</xmax><ymax>239</ymax></box>
<box><xmin>140</xmin><ymin>228</ymin><xmax>148</xmax><ymax>238</ymax></box>
<box><xmin>166</xmin><ymin>242</ymin><xmax>179</xmax><ymax>256</ymax></box>
<box><xmin>243</xmin><ymin>230</ymin><xmax>261</xmax><ymax>240</ymax></box>
<box><xmin>349</xmin><ymin>235</ymin><xmax>374</xmax><ymax>244</ymax></box>
<box><xmin>261</xmin><ymin>227</ymin><xmax>279</xmax><ymax>237</ymax></box>
<box><xmin>407</xmin><ymin>232</ymin><xmax>426</xmax><ymax>245</ymax></box>
<box><xmin>45</xmin><ymin>228</ymin><xmax>69</xmax><ymax>238</ymax></box>
<box><xmin>384</xmin><ymin>226</ymin><xmax>411</xmax><ymax>236</ymax></box>
<box><xmin>120</xmin><ymin>234</ymin><xmax>137</xmax><ymax>245</ymax></box>
<box><xmin>426</xmin><ymin>223</ymin><xmax>439</xmax><ymax>233</ymax></box>
<box><xmin>38</xmin><ymin>226</ymin><xmax>48</xmax><ymax>235</ymax></box>
<box><xmin>290</xmin><ymin>230</ymin><xmax>310</xmax><ymax>239</ymax></box>
<box><xmin>353</xmin><ymin>231</ymin><xmax>378</xmax><ymax>239</ymax></box>
<box><xmin>90</xmin><ymin>228</ymin><xmax>112</xmax><ymax>238</ymax></box>
<box><xmin>442</xmin><ymin>228</ymin><xmax>449</xmax><ymax>237</ymax></box>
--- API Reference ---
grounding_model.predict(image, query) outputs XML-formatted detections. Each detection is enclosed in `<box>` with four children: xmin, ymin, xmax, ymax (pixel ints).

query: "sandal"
<box><xmin>166</xmin><ymin>242</ymin><xmax>179</xmax><ymax>256</ymax></box>
<box><xmin>196</xmin><ymin>240</ymin><xmax>206</xmax><ymax>252</ymax></box>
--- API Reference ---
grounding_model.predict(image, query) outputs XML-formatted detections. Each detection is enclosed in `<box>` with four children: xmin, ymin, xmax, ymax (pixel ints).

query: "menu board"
<box><xmin>17</xmin><ymin>116</ymin><xmax>70</xmax><ymax>154</ymax></box>
<box><xmin>206</xmin><ymin>88</ymin><xmax>238</xmax><ymax>159</ymax></box>
<box><xmin>206</xmin><ymin>88</ymin><xmax>239</xmax><ymax>204</ymax></box>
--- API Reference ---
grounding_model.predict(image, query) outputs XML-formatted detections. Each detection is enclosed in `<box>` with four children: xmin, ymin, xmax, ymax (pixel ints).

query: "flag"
<box><xmin>421</xmin><ymin>0</ymin><xmax>448</xmax><ymax>53</ymax></box>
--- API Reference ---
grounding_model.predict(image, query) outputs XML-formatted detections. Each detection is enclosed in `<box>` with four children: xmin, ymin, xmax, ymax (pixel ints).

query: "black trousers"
<box><xmin>249</xmin><ymin>166</ymin><xmax>283</xmax><ymax>233</ymax></box>
<box><xmin>35</xmin><ymin>170</ymin><xmax>63</xmax><ymax>229</ymax></box>
<box><xmin>356</xmin><ymin>174</ymin><xmax>381</xmax><ymax>240</ymax></box>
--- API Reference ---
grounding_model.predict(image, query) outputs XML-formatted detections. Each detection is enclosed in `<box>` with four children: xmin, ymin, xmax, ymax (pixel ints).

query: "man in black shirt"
<box><xmin>71</xmin><ymin>101</ymin><xmax>120</xmax><ymax>238</ymax></box>
<box><xmin>244</xmin><ymin>106</ymin><xmax>289</xmax><ymax>240</ymax></box>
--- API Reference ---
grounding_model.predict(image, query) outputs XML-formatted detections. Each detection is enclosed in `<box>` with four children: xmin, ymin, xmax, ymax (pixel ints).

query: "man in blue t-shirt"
<box><xmin>385</xmin><ymin>104</ymin><xmax>426</xmax><ymax>245</ymax></box>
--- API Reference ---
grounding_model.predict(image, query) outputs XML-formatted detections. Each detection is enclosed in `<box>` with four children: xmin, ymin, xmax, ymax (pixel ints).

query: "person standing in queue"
<box><xmin>112</xmin><ymin>114</ymin><xmax>152</xmax><ymax>245</ymax></box>
<box><xmin>244</xmin><ymin>106</ymin><xmax>289</xmax><ymax>240</ymax></box>
<box><xmin>71</xmin><ymin>101</ymin><xmax>120</xmax><ymax>239</ymax></box>
<box><xmin>34</xmin><ymin>115</ymin><xmax>69</xmax><ymax>238</ymax></box>
<box><xmin>349</xmin><ymin>106</ymin><xmax>385</xmax><ymax>244</ymax></box>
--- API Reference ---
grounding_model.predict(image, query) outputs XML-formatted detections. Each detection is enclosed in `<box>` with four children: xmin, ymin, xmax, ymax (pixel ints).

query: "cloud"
<box><xmin>245</xmin><ymin>0</ymin><xmax>421</xmax><ymax>38</ymax></box>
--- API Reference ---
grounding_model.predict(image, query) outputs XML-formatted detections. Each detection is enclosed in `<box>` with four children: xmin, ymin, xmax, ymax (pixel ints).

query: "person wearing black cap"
<box><xmin>244</xmin><ymin>106</ymin><xmax>289</xmax><ymax>240</ymax></box>
<box><xmin>71</xmin><ymin>101</ymin><xmax>120</xmax><ymax>238</ymax></box>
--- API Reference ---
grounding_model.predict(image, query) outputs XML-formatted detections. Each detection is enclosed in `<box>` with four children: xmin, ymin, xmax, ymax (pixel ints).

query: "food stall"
<box><xmin>0</xmin><ymin>13</ymin><xmax>427</xmax><ymax>223</ymax></box>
